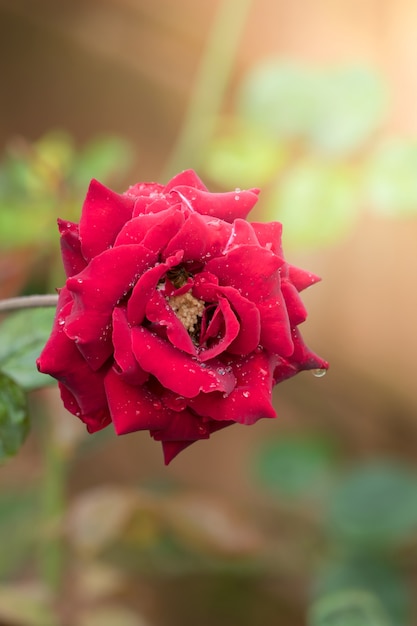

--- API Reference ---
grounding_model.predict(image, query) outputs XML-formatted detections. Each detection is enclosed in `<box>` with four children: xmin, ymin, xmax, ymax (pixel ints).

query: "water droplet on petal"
<box><xmin>242</xmin><ymin>391</ymin><xmax>250</xmax><ymax>398</ymax></box>
<box><xmin>312</xmin><ymin>368</ymin><xmax>327</xmax><ymax>378</ymax></box>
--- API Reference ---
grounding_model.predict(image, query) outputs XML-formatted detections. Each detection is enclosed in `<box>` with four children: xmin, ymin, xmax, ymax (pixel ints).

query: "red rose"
<box><xmin>37</xmin><ymin>170</ymin><xmax>328</xmax><ymax>464</ymax></box>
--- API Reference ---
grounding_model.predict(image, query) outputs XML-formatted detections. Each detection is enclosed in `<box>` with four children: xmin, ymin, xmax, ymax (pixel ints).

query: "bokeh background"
<box><xmin>1</xmin><ymin>1</ymin><xmax>417</xmax><ymax>625</ymax></box>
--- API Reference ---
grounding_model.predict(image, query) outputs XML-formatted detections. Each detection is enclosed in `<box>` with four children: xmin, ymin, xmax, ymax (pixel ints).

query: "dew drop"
<box><xmin>242</xmin><ymin>391</ymin><xmax>250</xmax><ymax>398</ymax></box>
<box><xmin>58</xmin><ymin>319</ymin><xmax>65</xmax><ymax>326</ymax></box>
<box><xmin>312</xmin><ymin>368</ymin><xmax>327</xmax><ymax>378</ymax></box>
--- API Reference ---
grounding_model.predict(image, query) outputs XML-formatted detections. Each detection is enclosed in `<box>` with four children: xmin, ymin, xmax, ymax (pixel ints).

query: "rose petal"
<box><xmin>123</xmin><ymin>181</ymin><xmax>164</xmax><ymax>200</ymax></box>
<box><xmin>206</xmin><ymin>245</ymin><xmax>293</xmax><ymax>356</ymax></box>
<box><xmin>251</xmin><ymin>221</ymin><xmax>284</xmax><ymax>259</ymax></box>
<box><xmin>192</xmin><ymin>276</ymin><xmax>261</xmax><ymax>356</ymax></box>
<box><xmin>274</xmin><ymin>328</ymin><xmax>329</xmax><ymax>383</ymax></box>
<box><xmin>217</xmin><ymin>287</ymin><xmax>260</xmax><ymax>355</ymax></box>
<box><xmin>161</xmin><ymin>420</ymin><xmax>234</xmax><ymax>465</ymax></box>
<box><xmin>65</xmin><ymin>245</ymin><xmax>158</xmax><ymax>369</ymax></box>
<box><xmin>127</xmin><ymin>250</ymin><xmax>183</xmax><ymax>326</ymax></box>
<box><xmin>224</xmin><ymin>219</ymin><xmax>259</xmax><ymax>253</ymax></box>
<box><xmin>164</xmin><ymin>169</ymin><xmax>209</xmax><ymax>192</ymax></box>
<box><xmin>79</xmin><ymin>179</ymin><xmax>134</xmax><ymax>261</ymax></box>
<box><xmin>146</xmin><ymin>290</ymin><xmax>197</xmax><ymax>355</ymax></box>
<box><xmin>281</xmin><ymin>280</ymin><xmax>307</xmax><ymax>326</ymax></box>
<box><xmin>112</xmin><ymin>307</ymin><xmax>149</xmax><ymax>385</ymax></box>
<box><xmin>199</xmin><ymin>297</ymin><xmax>240</xmax><ymax>361</ymax></box>
<box><xmin>189</xmin><ymin>350</ymin><xmax>277</xmax><ymax>425</ymax></box>
<box><xmin>114</xmin><ymin>206</ymin><xmax>184</xmax><ymax>250</ymax></box>
<box><xmin>104</xmin><ymin>367</ymin><xmax>170</xmax><ymax>434</ymax></box>
<box><xmin>37</xmin><ymin>292</ymin><xmax>111</xmax><ymax>431</ymax></box>
<box><xmin>287</xmin><ymin>264</ymin><xmax>321</xmax><ymax>291</ymax></box>
<box><xmin>59</xmin><ymin>383</ymin><xmax>111</xmax><ymax>433</ymax></box>
<box><xmin>58</xmin><ymin>219</ymin><xmax>87</xmax><ymax>277</ymax></box>
<box><xmin>171</xmin><ymin>186</ymin><xmax>260</xmax><ymax>222</ymax></box>
<box><xmin>131</xmin><ymin>326</ymin><xmax>236</xmax><ymax>397</ymax></box>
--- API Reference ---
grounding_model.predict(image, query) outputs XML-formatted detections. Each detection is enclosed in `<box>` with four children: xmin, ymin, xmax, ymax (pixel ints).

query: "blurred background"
<box><xmin>1</xmin><ymin>0</ymin><xmax>417</xmax><ymax>624</ymax></box>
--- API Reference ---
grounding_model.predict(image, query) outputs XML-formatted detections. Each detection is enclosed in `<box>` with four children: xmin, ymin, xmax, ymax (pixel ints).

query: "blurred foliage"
<box><xmin>0</xmin><ymin>371</ymin><xmax>28</xmax><ymax>461</ymax></box>
<box><xmin>254</xmin><ymin>437</ymin><xmax>417</xmax><ymax>626</ymax></box>
<box><xmin>0</xmin><ymin>308</ymin><xmax>56</xmax><ymax>391</ymax></box>
<box><xmin>203</xmin><ymin>62</ymin><xmax>417</xmax><ymax>250</ymax></box>
<box><xmin>0</xmin><ymin>130</ymin><xmax>134</xmax><ymax>250</ymax></box>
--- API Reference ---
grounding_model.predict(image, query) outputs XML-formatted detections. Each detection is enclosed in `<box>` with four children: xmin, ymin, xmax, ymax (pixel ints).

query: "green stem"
<box><xmin>39</xmin><ymin>419</ymin><xmax>67</xmax><ymax>593</ymax></box>
<box><xmin>162</xmin><ymin>0</ymin><xmax>253</xmax><ymax>180</ymax></box>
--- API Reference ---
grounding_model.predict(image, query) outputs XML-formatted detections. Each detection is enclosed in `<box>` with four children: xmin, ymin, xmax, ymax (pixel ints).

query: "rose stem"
<box><xmin>161</xmin><ymin>0</ymin><xmax>253</xmax><ymax>180</ymax></box>
<box><xmin>0</xmin><ymin>294</ymin><xmax>59</xmax><ymax>313</ymax></box>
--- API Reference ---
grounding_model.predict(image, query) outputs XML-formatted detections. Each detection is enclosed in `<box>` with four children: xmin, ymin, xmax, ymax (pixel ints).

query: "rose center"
<box><xmin>168</xmin><ymin>291</ymin><xmax>205</xmax><ymax>334</ymax></box>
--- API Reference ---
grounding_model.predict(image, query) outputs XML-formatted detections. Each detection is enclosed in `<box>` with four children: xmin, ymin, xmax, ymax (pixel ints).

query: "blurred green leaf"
<box><xmin>237</xmin><ymin>62</ymin><xmax>386</xmax><ymax>156</ymax></box>
<box><xmin>309</xmin><ymin>590</ymin><xmax>391</xmax><ymax>626</ymax></box>
<box><xmin>308</xmin><ymin>67</ymin><xmax>386</xmax><ymax>156</ymax></box>
<box><xmin>0</xmin><ymin>371</ymin><xmax>28</xmax><ymax>460</ymax></box>
<box><xmin>0</xmin><ymin>201</ymin><xmax>55</xmax><ymax>248</ymax></box>
<box><xmin>264</xmin><ymin>160</ymin><xmax>359</xmax><ymax>249</ymax></box>
<box><xmin>365</xmin><ymin>138</ymin><xmax>417</xmax><ymax>216</ymax></box>
<box><xmin>71</xmin><ymin>135</ymin><xmax>134</xmax><ymax>190</ymax></box>
<box><xmin>0</xmin><ymin>308</ymin><xmax>56</xmax><ymax>391</ymax></box>
<box><xmin>203</xmin><ymin>123</ymin><xmax>287</xmax><ymax>188</ymax></box>
<box><xmin>253</xmin><ymin>434</ymin><xmax>337</xmax><ymax>499</ymax></box>
<box><xmin>0</xmin><ymin>490</ymin><xmax>40</xmax><ymax>579</ymax></box>
<box><xmin>327</xmin><ymin>462</ymin><xmax>417</xmax><ymax>547</ymax></box>
<box><xmin>237</xmin><ymin>61</ymin><xmax>320</xmax><ymax>139</ymax></box>
<box><xmin>311</xmin><ymin>559</ymin><xmax>410</xmax><ymax>626</ymax></box>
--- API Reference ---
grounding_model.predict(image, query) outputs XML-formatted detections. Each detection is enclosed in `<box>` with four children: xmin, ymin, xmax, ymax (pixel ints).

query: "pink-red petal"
<box><xmin>65</xmin><ymin>245</ymin><xmax>157</xmax><ymax>369</ymax></box>
<box><xmin>79</xmin><ymin>179</ymin><xmax>134</xmax><ymax>261</ymax></box>
<box><xmin>57</xmin><ymin>219</ymin><xmax>87</xmax><ymax>277</ymax></box>
<box><xmin>131</xmin><ymin>326</ymin><xmax>236</xmax><ymax>397</ymax></box>
<box><xmin>171</xmin><ymin>186</ymin><xmax>260</xmax><ymax>222</ymax></box>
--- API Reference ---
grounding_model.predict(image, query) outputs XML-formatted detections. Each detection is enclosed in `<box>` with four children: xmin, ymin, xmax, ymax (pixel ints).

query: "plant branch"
<box><xmin>162</xmin><ymin>0</ymin><xmax>253</xmax><ymax>180</ymax></box>
<box><xmin>0</xmin><ymin>294</ymin><xmax>59</xmax><ymax>313</ymax></box>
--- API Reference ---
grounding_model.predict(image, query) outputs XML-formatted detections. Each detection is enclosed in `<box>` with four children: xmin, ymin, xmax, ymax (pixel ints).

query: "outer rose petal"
<box><xmin>287</xmin><ymin>264</ymin><xmax>321</xmax><ymax>291</ymax></box>
<box><xmin>65</xmin><ymin>245</ymin><xmax>158</xmax><ymax>369</ymax></box>
<box><xmin>104</xmin><ymin>367</ymin><xmax>170</xmax><ymax>433</ymax></box>
<box><xmin>131</xmin><ymin>326</ymin><xmax>236</xmax><ymax>397</ymax></box>
<box><xmin>189</xmin><ymin>350</ymin><xmax>277</xmax><ymax>425</ymax></box>
<box><xmin>164</xmin><ymin>169</ymin><xmax>209</xmax><ymax>192</ymax></box>
<box><xmin>274</xmin><ymin>328</ymin><xmax>329</xmax><ymax>383</ymax></box>
<box><xmin>37</xmin><ymin>291</ymin><xmax>111</xmax><ymax>432</ymax></box>
<box><xmin>224</xmin><ymin>219</ymin><xmax>260</xmax><ymax>252</ymax></box>
<box><xmin>57</xmin><ymin>219</ymin><xmax>87</xmax><ymax>277</ymax></box>
<box><xmin>161</xmin><ymin>421</ymin><xmax>234</xmax><ymax>465</ymax></box>
<box><xmin>79</xmin><ymin>179</ymin><xmax>134</xmax><ymax>260</ymax></box>
<box><xmin>171</xmin><ymin>186</ymin><xmax>260</xmax><ymax>222</ymax></box>
<box><xmin>251</xmin><ymin>221</ymin><xmax>284</xmax><ymax>259</ymax></box>
<box><xmin>280</xmin><ymin>280</ymin><xmax>308</xmax><ymax>326</ymax></box>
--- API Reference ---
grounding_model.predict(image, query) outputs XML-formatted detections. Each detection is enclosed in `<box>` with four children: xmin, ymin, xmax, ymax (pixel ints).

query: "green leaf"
<box><xmin>237</xmin><ymin>61</ymin><xmax>320</xmax><ymax>139</ymax></box>
<box><xmin>311</xmin><ymin>559</ymin><xmax>410</xmax><ymax>626</ymax></box>
<box><xmin>365</xmin><ymin>138</ymin><xmax>417</xmax><ymax>217</ymax></box>
<box><xmin>203</xmin><ymin>123</ymin><xmax>287</xmax><ymax>188</ymax></box>
<box><xmin>253</xmin><ymin>434</ymin><xmax>337</xmax><ymax>499</ymax></box>
<box><xmin>0</xmin><ymin>371</ymin><xmax>29</xmax><ymax>460</ymax></box>
<box><xmin>0</xmin><ymin>308</ymin><xmax>56</xmax><ymax>391</ymax></box>
<box><xmin>71</xmin><ymin>135</ymin><xmax>134</xmax><ymax>190</ymax></box>
<box><xmin>308</xmin><ymin>67</ymin><xmax>387</xmax><ymax>156</ymax></box>
<box><xmin>327</xmin><ymin>461</ymin><xmax>417</xmax><ymax>547</ymax></box>
<box><xmin>264</xmin><ymin>160</ymin><xmax>359</xmax><ymax>249</ymax></box>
